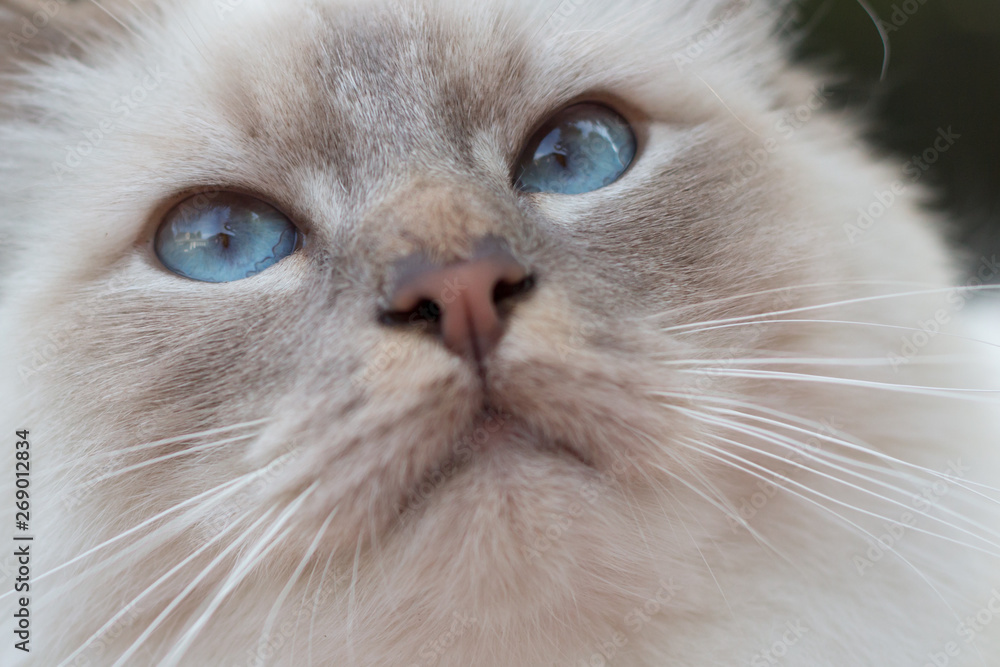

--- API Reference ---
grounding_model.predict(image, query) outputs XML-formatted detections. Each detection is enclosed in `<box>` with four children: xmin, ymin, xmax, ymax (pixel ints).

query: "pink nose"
<box><xmin>381</xmin><ymin>240</ymin><xmax>534</xmax><ymax>361</ymax></box>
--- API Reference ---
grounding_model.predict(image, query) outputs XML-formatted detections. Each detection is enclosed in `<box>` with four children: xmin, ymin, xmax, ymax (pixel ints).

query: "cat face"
<box><xmin>3</xmin><ymin>1</ymin><xmax>992</xmax><ymax>665</ymax></box>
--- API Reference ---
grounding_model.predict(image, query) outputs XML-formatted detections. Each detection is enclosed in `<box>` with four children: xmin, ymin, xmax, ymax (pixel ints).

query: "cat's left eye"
<box><xmin>514</xmin><ymin>103</ymin><xmax>637</xmax><ymax>195</ymax></box>
<box><xmin>154</xmin><ymin>192</ymin><xmax>300</xmax><ymax>283</ymax></box>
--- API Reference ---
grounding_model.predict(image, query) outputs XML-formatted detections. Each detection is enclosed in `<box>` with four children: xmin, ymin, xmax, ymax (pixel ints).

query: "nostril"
<box><xmin>492</xmin><ymin>274</ymin><xmax>535</xmax><ymax>306</ymax></box>
<box><xmin>416</xmin><ymin>299</ymin><xmax>442</xmax><ymax>322</ymax></box>
<box><xmin>378</xmin><ymin>298</ymin><xmax>442</xmax><ymax>328</ymax></box>
<box><xmin>380</xmin><ymin>275</ymin><xmax>534</xmax><ymax>330</ymax></box>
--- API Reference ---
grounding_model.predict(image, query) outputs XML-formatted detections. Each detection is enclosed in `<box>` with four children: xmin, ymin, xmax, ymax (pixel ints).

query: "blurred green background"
<box><xmin>789</xmin><ymin>0</ymin><xmax>1000</xmax><ymax>281</ymax></box>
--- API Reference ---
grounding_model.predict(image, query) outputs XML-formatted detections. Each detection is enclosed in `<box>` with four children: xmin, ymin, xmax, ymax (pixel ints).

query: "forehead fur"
<box><xmin>1</xmin><ymin>0</ymin><xmax>785</xmax><ymax>183</ymax></box>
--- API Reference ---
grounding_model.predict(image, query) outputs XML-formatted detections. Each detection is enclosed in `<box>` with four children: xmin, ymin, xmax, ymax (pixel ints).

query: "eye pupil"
<box><xmin>515</xmin><ymin>103</ymin><xmax>635</xmax><ymax>195</ymax></box>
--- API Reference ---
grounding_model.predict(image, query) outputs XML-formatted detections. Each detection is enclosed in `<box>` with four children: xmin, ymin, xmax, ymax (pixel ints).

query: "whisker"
<box><xmin>700</xmin><ymin>404</ymin><xmax>1000</xmax><ymax>502</ymax></box>
<box><xmin>653</xmin><ymin>354</ymin><xmax>966</xmax><ymax>368</ymax></box>
<box><xmin>618</xmin><ymin>419</ymin><xmax>792</xmax><ymax>564</ymax></box>
<box><xmin>290</xmin><ymin>559</ymin><xmax>323</xmax><ymax>667</ymax></box>
<box><xmin>854</xmin><ymin>0</ymin><xmax>891</xmax><ymax>80</ymax></box>
<box><xmin>308</xmin><ymin>536</ymin><xmax>341</xmax><ymax>667</ymax></box>
<box><xmin>84</xmin><ymin>0</ymin><xmax>151</xmax><ymax>45</ymax></box>
<box><xmin>673</xmin><ymin>318</ymin><xmax>1000</xmax><ymax>351</ymax></box>
<box><xmin>678</xmin><ymin>407</ymin><xmax>1000</xmax><ymax>552</ymax></box>
<box><xmin>673</xmin><ymin>437</ymin><xmax>965</xmax><ymax>624</ymax></box>
<box><xmin>688</xmin><ymin>429</ymin><xmax>1000</xmax><ymax>559</ymax></box>
<box><xmin>345</xmin><ymin>532</ymin><xmax>365</xmax><ymax>665</ymax></box>
<box><xmin>697</xmin><ymin>75</ymin><xmax>761</xmax><ymax>137</ymax></box>
<box><xmin>656</xmin><ymin>285</ymin><xmax>1000</xmax><ymax>334</ymax></box>
<box><xmin>257</xmin><ymin>508</ymin><xmax>338</xmax><ymax>657</ymax></box>
<box><xmin>605</xmin><ymin>415</ymin><xmax>678</xmax><ymax>555</ymax></box>
<box><xmin>645</xmin><ymin>456</ymin><xmax>796</xmax><ymax>568</ymax></box>
<box><xmin>38</xmin><ymin>462</ymin><xmax>287</xmax><ymax>607</ymax></box>
<box><xmin>637</xmin><ymin>280</ymin><xmax>932</xmax><ymax>322</ymax></box>
<box><xmin>57</xmin><ymin>505</ymin><xmax>264</xmax><ymax>667</ymax></box>
<box><xmin>0</xmin><ymin>458</ymin><xmax>289</xmax><ymax>600</ymax></box>
<box><xmin>683</xmin><ymin>368</ymin><xmax>1000</xmax><ymax>401</ymax></box>
<box><xmin>108</xmin><ymin>506</ymin><xmax>281</xmax><ymax>667</ymax></box>
<box><xmin>655</xmin><ymin>389</ymin><xmax>1000</xmax><ymax>521</ymax></box>
<box><xmin>664</xmin><ymin>478</ymin><xmax>736</xmax><ymax>615</ymax></box>
<box><xmin>66</xmin><ymin>432</ymin><xmax>260</xmax><ymax>490</ymax></box>
<box><xmin>51</xmin><ymin>419</ymin><xmax>270</xmax><ymax>472</ymax></box>
<box><xmin>155</xmin><ymin>481</ymin><xmax>321</xmax><ymax>667</ymax></box>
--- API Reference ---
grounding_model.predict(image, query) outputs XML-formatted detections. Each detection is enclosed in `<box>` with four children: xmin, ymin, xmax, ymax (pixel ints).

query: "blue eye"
<box><xmin>154</xmin><ymin>192</ymin><xmax>300</xmax><ymax>283</ymax></box>
<box><xmin>514</xmin><ymin>103</ymin><xmax>637</xmax><ymax>195</ymax></box>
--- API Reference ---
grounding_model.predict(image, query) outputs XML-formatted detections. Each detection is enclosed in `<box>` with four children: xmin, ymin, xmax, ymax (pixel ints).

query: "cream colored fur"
<box><xmin>1</xmin><ymin>1</ymin><xmax>1000</xmax><ymax>665</ymax></box>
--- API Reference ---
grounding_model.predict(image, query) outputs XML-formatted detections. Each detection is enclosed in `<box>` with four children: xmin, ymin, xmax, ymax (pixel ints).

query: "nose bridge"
<box><xmin>369</xmin><ymin>179</ymin><xmax>521</xmax><ymax>265</ymax></box>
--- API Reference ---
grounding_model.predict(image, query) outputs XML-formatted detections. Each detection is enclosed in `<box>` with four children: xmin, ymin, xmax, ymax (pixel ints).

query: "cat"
<box><xmin>1</xmin><ymin>0</ymin><xmax>1000</xmax><ymax>665</ymax></box>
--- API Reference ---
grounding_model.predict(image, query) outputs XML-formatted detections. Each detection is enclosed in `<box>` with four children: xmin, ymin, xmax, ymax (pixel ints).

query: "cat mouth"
<box><xmin>394</xmin><ymin>406</ymin><xmax>593</xmax><ymax>520</ymax></box>
<box><xmin>466</xmin><ymin>405</ymin><xmax>592</xmax><ymax>463</ymax></box>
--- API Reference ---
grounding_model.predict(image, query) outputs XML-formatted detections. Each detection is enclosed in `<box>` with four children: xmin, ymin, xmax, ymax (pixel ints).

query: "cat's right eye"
<box><xmin>154</xmin><ymin>192</ymin><xmax>301</xmax><ymax>283</ymax></box>
<box><xmin>514</xmin><ymin>103</ymin><xmax>637</xmax><ymax>195</ymax></box>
